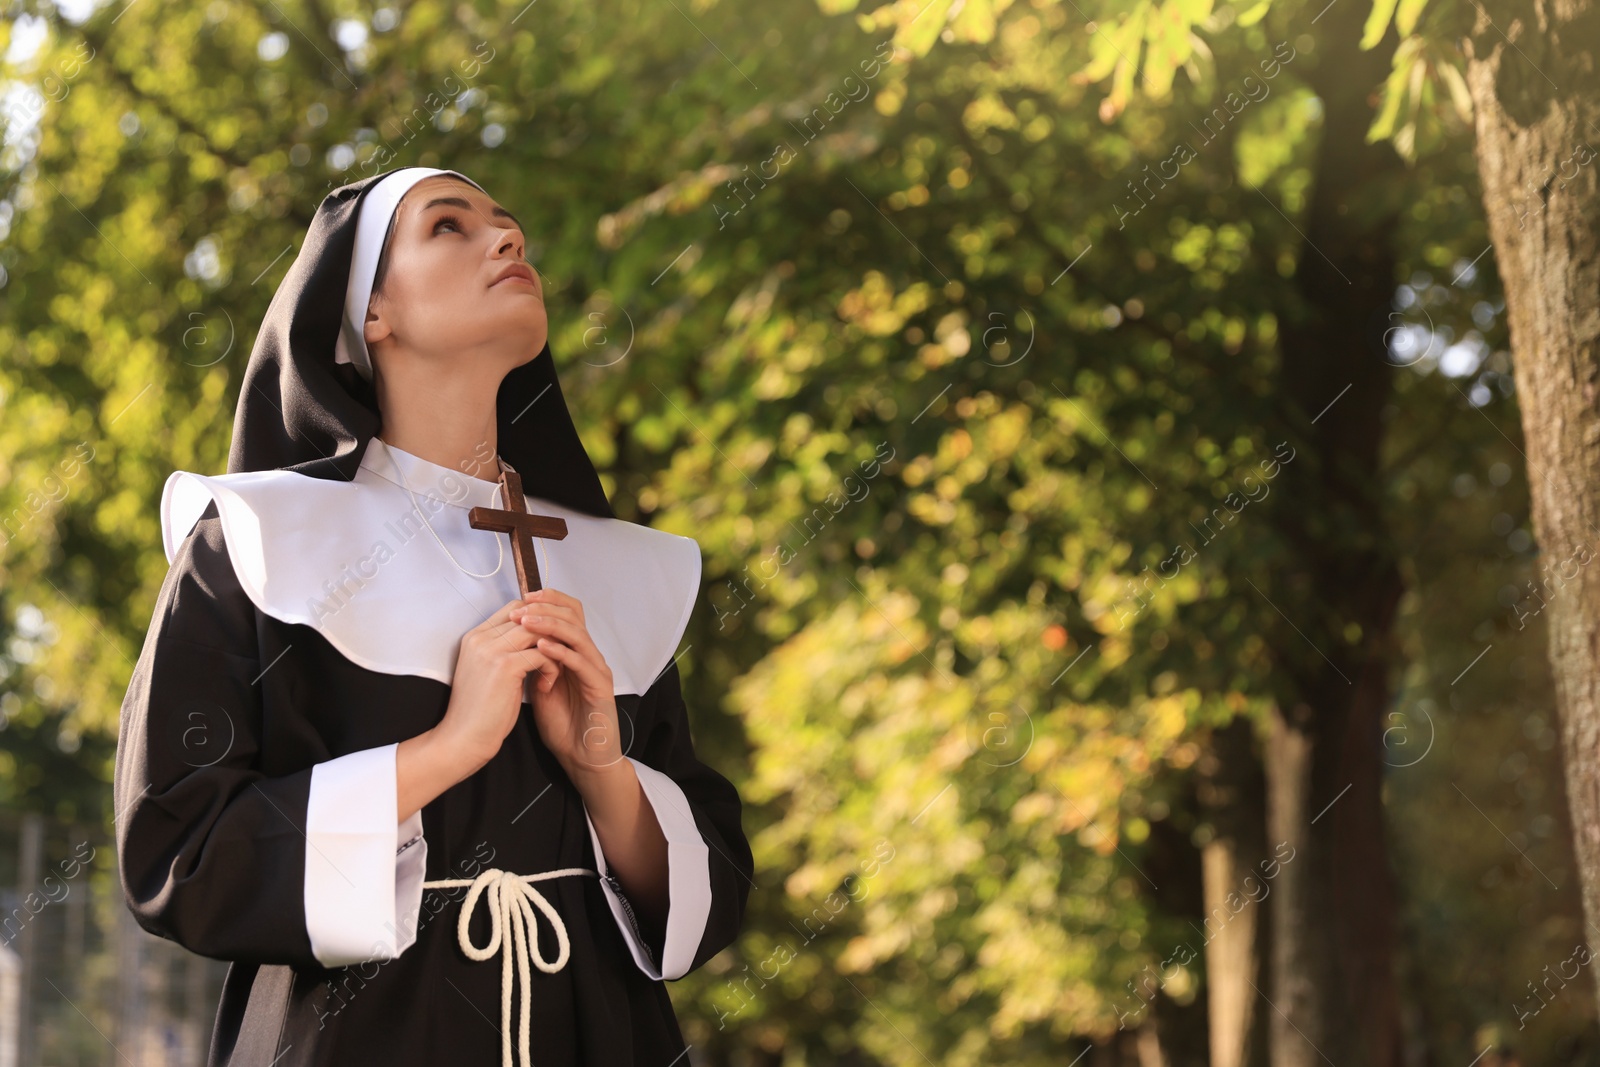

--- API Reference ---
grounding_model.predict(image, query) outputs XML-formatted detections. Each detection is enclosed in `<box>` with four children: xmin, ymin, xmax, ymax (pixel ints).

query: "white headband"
<box><xmin>333</xmin><ymin>166</ymin><xmax>485</xmax><ymax>380</ymax></box>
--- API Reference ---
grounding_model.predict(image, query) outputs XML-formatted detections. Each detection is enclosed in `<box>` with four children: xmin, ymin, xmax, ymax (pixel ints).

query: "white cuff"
<box><xmin>305</xmin><ymin>743</ymin><xmax>429</xmax><ymax>968</ymax></box>
<box><xmin>583</xmin><ymin>757</ymin><xmax>711</xmax><ymax>980</ymax></box>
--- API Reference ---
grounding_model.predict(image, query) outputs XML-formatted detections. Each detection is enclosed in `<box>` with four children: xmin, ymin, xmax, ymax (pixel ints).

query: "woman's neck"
<box><xmin>376</xmin><ymin>406</ymin><xmax>501</xmax><ymax>483</ymax></box>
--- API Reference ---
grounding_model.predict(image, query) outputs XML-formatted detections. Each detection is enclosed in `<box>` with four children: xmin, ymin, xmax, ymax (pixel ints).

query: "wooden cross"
<box><xmin>468</xmin><ymin>462</ymin><xmax>569</xmax><ymax>595</ymax></box>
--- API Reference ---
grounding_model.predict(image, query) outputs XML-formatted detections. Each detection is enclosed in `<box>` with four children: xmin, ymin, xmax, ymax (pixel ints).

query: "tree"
<box><xmin>1457</xmin><ymin>0</ymin><xmax>1600</xmax><ymax>1018</ymax></box>
<box><xmin>859</xmin><ymin>0</ymin><xmax>1421</xmax><ymax>1057</ymax></box>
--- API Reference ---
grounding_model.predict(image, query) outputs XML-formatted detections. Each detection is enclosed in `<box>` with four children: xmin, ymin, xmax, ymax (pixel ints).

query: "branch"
<box><xmin>70</xmin><ymin>24</ymin><xmax>318</xmax><ymax>228</ymax></box>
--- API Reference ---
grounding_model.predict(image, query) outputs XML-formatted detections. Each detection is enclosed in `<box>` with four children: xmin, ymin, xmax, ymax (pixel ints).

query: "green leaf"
<box><xmin>1394</xmin><ymin>0</ymin><xmax>1429</xmax><ymax>35</ymax></box>
<box><xmin>1394</xmin><ymin>118</ymin><xmax>1416</xmax><ymax>160</ymax></box>
<box><xmin>1142</xmin><ymin>6</ymin><xmax>1194</xmax><ymax>98</ymax></box>
<box><xmin>1236</xmin><ymin>0</ymin><xmax>1273</xmax><ymax>26</ymax></box>
<box><xmin>1361</xmin><ymin>0</ymin><xmax>1400</xmax><ymax>49</ymax></box>
<box><xmin>1079</xmin><ymin>23</ymin><xmax>1126</xmax><ymax>82</ymax></box>
<box><xmin>1439</xmin><ymin>60</ymin><xmax>1474</xmax><ymax>121</ymax></box>
<box><xmin>1367</xmin><ymin>48</ymin><xmax>1412</xmax><ymax>140</ymax></box>
<box><xmin>950</xmin><ymin>0</ymin><xmax>1001</xmax><ymax>43</ymax></box>
<box><xmin>900</xmin><ymin>0</ymin><xmax>955</xmax><ymax>55</ymax></box>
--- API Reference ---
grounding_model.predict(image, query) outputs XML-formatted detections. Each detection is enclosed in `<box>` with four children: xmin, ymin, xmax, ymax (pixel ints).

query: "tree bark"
<box><xmin>1461</xmin><ymin>0</ymin><xmax>1600</xmax><ymax>1011</ymax></box>
<box><xmin>1197</xmin><ymin>718</ymin><xmax>1268</xmax><ymax>1067</ymax></box>
<box><xmin>1263</xmin><ymin>2</ymin><xmax>1409</xmax><ymax>1063</ymax></box>
<box><xmin>1264</xmin><ymin>705</ymin><xmax>1325</xmax><ymax>1067</ymax></box>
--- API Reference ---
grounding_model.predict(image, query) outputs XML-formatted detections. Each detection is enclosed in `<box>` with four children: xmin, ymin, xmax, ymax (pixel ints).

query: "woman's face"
<box><xmin>363</xmin><ymin>174</ymin><xmax>547</xmax><ymax>375</ymax></box>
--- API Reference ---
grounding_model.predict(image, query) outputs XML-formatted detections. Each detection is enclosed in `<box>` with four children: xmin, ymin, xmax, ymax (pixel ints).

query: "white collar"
<box><xmin>159</xmin><ymin>437</ymin><xmax>701</xmax><ymax>696</ymax></box>
<box><xmin>360</xmin><ymin>432</ymin><xmax>507</xmax><ymax>512</ymax></box>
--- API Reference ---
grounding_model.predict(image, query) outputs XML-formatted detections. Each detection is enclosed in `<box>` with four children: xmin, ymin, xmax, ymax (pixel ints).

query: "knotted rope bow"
<box><xmin>423</xmin><ymin>866</ymin><xmax>599</xmax><ymax>1067</ymax></box>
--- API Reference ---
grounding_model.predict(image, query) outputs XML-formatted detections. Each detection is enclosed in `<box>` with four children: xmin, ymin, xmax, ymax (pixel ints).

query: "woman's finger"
<box><xmin>479</xmin><ymin>617</ymin><xmax>542</xmax><ymax>652</ymax></box>
<box><xmin>472</xmin><ymin>620</ymin><xmax>552</xmax><ymax>668</ymax></box>
<box><xmin>517</xmin><ymin>614</ymin><xmax>603</xmax><ymax>663</ymax></box>
<box><xmin>515</xmin><ymin>647</ymin><xmax>561</xmax><ymax>692</ymax></box>
<box><xmin>524</xmin><ymin>588</ymin><xmax>585</xmax><ymax>626</ymax></box>
<box><xmin>531</xmin><ymin>635</ymin><xmax>611</xmax><ymax>696</ymax></box>
<box><xmin>482</xmin><ymin>591</ymin><xmax>551</xmax><ymax>631</ymax></box>
<box><xmin>510</xmin><ymin>601</ymin><xmax>581</xmax><ymax>631</ymax></box>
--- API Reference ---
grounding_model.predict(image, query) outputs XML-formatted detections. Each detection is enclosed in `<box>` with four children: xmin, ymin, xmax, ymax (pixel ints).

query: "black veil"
<box><xmin>224</xmin><ymin>165</ymin><xmax>615</xmax><ymax>521</ymax></box>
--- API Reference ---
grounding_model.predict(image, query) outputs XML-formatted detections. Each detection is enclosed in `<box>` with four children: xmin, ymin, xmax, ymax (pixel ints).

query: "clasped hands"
<box><xmin>510</xmin><ymin>587</ymin><xmax>625</xmax><ymax>781</ymax></box>
<box><xmin>512</xmin><ymin>591</ymin><xmax>624</xmax><ymax>777</ymax></box>
<box><xmin>443</xmin><ymin>586</ymin><xmax>625</xmax><ymax>785</ymax></box>
<box><xmin>427</xmin><ymin>586</ymin><xmax>669</xmax><ymax>940</ymax></box>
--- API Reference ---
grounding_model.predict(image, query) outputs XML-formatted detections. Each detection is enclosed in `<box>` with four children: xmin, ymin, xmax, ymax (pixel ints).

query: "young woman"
<box><xmin>114</xmin><ymin>166</ymin><xmax>752</xmax><ymax>1066</ymax></box>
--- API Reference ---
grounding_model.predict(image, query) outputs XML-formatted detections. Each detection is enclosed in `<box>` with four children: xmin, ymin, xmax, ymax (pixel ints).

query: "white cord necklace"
<box><xmin>383</xmin><ymin>439</ymin><xmax>506</xmax><ymax>580</ymax></box>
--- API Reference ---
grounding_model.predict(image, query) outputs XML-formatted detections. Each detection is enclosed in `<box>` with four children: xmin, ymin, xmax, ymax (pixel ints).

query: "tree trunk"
<box><xmin>1461</xmin><ymin>0</ymin><xmax>1600</xmax><ymax>1011</ymax></box>
<box><xmin>1264</xmin><ymin>705</ymin><xmax>1325</xmax><ymax>1067</ymax></box>
<box><xmin>1197</xmin><ymin>718</ymin><xmax>1268</xmax><ymax>1067</ymax></box>
<box><xmin>1264</xmin><ymin>2</ymin><xmax>1408</xmax><ymax>1063</ymax></box>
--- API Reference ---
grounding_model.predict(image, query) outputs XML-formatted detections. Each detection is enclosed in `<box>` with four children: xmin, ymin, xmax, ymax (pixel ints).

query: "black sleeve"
<box><xmin>635</xmin><ymin>658</ymin><xmax>754</xmax><ymax>976</ymax></box>
<box><xmin>113</xmin><ymin>500</ymin><xmax>322</xmax><ymax>969</ymax></box>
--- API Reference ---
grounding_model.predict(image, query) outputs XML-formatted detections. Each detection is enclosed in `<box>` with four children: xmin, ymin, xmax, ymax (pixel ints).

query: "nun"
<box><xmin>113</xmin><ymin>166</ymin><xmax>753</xmax><ymax>1066</ymax></box>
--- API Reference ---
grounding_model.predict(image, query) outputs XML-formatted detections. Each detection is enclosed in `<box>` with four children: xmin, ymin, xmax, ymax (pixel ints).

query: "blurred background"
<box><xmin>0</xmin><ymin>0</ymin><xmax>1592</xmax><ymax>1063</ymax></box>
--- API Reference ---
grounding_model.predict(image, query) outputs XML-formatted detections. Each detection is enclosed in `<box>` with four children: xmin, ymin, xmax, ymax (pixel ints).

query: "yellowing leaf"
<box><xmin>1236</xmin><ymin>0</ymin><xmax>1272</xmax><ymax>25</ymax></box>
<box><xmin>1366</xmin><ymin>44</ymin><xmax>1414</xmax><ymax>141</ymax></box>
<box><xmin>1440</xmin><ymin>60</ymin><xmax>1474</xmax><ymax>122</ymax></box>
<box><xmin>1079</xmin><ymin>24</ymin><xmax>1125</xmax><ymax>82</ymax></box>
<box><xmin>1395</xmin><ymin>0</ymin><xmax>1429</xmax><ymax>35</ymax></box>
<box><xmin>1142</xmin><ymin>9</ymin><xmax>1194</xmax><ymax>99</ymax></box>
<box><xmin>950</xmin><ymin>0</ymin><xmax>1002</xmax><ymax>42</ymax></box>
<box><xmin>899</xmin><ymin>0</ymin><xmax>955</xmax><ymax>55</ymax></box>
<box><xmin>1361</xmin><ymin>0</ymin><xmax>1400</xmax><ymax>49</ymax></box>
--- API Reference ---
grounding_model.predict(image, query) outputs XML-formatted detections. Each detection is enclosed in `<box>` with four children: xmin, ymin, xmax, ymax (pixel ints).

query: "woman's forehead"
<box><xmin>399</xmin><ymin>175</ymin><xmax>497</xmax><ymax>217</ymax></box>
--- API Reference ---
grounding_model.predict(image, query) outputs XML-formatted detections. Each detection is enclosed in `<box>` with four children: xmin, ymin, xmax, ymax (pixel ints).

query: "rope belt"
<box><xmin>423</xmin><ymin>866</ymin><xmax>600</xmax><ymax>1067</ymax></box>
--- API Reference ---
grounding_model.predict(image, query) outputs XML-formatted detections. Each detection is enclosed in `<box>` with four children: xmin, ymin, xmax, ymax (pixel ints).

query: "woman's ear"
<box><xmin>363</xmin><ymin>295</ymin><xmax>393</xmax><ymax>347</ymax></box>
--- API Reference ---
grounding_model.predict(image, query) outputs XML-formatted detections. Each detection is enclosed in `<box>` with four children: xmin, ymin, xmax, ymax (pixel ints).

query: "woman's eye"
<box><xmin>433</xmin><ymin>214</ymin><xmax>463</xmax><ymax>235</ymax></box>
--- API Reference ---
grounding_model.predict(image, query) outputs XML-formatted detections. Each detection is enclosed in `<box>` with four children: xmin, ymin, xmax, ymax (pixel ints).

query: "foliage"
<box><xmin>0</xmin><ymin>0</ymin><xmax>1587</xmax><ymax>1060</ymax></box>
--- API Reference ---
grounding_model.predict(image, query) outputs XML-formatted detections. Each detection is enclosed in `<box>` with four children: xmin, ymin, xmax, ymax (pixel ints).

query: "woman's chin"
<box><xmin>495</xmin><ymin>297</ymin><xmax>545</xmax><ymax>320</ymax></box>
<box><xmin>481</xmin><ymin>304</ymin><xmax>547</xmax><ymax>342</ymax></box>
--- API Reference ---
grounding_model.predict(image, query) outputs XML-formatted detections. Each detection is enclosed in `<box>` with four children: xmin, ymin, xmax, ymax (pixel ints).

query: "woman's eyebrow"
<box><xmin>420</xmin><ymin>195</ymin><xmax>523</xmax><ymax>233</ymax></box>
